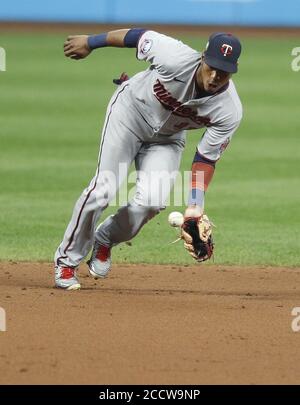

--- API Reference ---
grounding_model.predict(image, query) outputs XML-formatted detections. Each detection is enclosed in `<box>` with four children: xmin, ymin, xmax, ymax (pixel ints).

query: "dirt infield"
<box><xmin>1</xmin><ymin>21</ymin><xmax>300</xmax><ymax>37</ymax></box>
<box><xmin>1</xmin><ymin>261</ymin><xmax>300</xmax><ymax>384</ymax></box>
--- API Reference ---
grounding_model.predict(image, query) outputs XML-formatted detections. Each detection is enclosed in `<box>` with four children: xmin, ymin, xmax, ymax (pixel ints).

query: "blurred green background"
<box><xmin>0</xmin><ymin>33</ymin><xmax>299</xmax><ymax>266</ymax></box>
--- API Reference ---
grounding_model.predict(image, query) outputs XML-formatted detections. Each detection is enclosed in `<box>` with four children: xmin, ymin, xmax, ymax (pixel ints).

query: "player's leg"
<box><xmin>54</xmin><ymin>84</ymin><xmax>141</xmax><ymax>288</ymax></box>
<box><xmin>88</xmin><ymin>136</ymin><xmax>185</xmax><ymax>278</ymax></box>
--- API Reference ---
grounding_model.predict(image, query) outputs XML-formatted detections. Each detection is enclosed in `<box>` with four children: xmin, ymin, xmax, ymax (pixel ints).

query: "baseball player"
<box><xmin>55</xmin><ymin>28</ymin><xmax>242</xmax><ymax>290</ymax></box>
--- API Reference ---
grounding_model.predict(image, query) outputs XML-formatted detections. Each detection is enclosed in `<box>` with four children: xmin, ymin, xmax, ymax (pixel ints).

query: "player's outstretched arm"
<box><xmin>181</xmin><ymin>150</ymin><xmax>216</xmax><ymax>262</ymax></box>
<box><xmin>184</xmin><ymin>150</ymin><xmax>215</xmax><ymax>219</ymax></box>
<box><xmin>63</xmin><ymin>29</ymin><xmax>135</xmax><ymax>60</ymax></box>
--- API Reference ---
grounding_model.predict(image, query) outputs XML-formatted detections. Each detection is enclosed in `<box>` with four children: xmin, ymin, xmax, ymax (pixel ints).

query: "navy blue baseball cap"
<box><xmin>203</xmin><ymin>32</ymin><xmax>242</xmax><ymax>73</ymax></box>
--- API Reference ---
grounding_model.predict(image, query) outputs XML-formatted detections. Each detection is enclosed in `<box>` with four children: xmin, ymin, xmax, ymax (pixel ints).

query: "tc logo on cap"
<box><xmin>221</xmin><ymin>44</ymin><xmax>233</xmax><ymax>57</ymax></box>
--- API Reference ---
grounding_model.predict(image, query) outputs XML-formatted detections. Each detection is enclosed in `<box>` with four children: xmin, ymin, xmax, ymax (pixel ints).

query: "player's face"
<box><xmin>198</xmin><ymin>62</ymin><xmax>232</xmax><ymax>93</ymax></box>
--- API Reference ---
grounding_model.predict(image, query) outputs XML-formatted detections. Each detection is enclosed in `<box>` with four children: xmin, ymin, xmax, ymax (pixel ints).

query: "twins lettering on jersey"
<box><xmin>153</xmin><ymin>80</ymin><xmax>211</xmax><ymax>127</ymax></box>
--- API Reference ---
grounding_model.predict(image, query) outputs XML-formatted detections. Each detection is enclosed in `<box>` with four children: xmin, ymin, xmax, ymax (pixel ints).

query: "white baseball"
<box><xmin>168</xmin><ymin>211</ymin><xmax>184</xmax><ymax>227</ymax></box>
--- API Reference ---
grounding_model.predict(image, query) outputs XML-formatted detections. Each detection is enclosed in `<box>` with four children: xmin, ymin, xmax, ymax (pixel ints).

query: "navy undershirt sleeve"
<box><xmin>193</xmin><ymin>149</ymin><xmax>216</xmax><ymax>168</ymax></box>
<box><xmin>124</xmin><ymin>28</ymin><xmax>146</xmax><ymax>48</ymax></box>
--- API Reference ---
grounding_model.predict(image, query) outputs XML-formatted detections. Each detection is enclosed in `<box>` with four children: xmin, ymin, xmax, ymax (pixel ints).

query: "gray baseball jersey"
<box><xmin>130</xmin><ymin>30</ymin><xmax>243</xmax><ymax>160</ymax></box>
<box><xmin>55</xmin><ymin>30</ymin><xmax>242</xmax><ymax>268</ymax></box>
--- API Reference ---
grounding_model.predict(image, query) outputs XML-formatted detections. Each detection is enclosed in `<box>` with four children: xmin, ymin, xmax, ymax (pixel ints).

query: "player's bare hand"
<box><xmin>64</xmin><ymin>35</ymin><xmax>91</xmax><ymax>60</ymax></box>
<box><xmin>184</xmin><ymin>205</ymin><xmax>203</xmax><ymax>219</ymax></box>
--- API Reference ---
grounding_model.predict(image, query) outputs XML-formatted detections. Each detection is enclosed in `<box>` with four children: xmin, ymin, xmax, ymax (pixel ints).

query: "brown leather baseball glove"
<box><xmin>181</xmin><ymin>214</ymin><xmax>214</xmax><ymax>262</ymax></box>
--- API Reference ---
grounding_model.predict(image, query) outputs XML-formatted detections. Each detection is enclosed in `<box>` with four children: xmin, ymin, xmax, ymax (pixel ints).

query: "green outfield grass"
<box><xmin>0</xmin><ymin>32</ymin><xmax>299</xmax><ymax>266</ymax></box>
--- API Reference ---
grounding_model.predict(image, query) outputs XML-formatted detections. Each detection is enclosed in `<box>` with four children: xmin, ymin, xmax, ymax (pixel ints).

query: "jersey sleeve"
<box><xmin>197</xmin><ymin>118</ymin><xmax>242</xmax><ymax>162</ymax></box>
<box><xmin>136</xmin><ymin>30</ymin><xmax>195</xmax><ymax>78</ymax></box>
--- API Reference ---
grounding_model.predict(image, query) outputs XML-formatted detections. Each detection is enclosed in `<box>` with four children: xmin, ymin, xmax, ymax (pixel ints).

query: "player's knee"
<box><xmin>145</xmin><ymin>205</ymin><xmax>163</xmax><ymax>219</ymax></box>
<box><xmin>92</xmin><ymin>189</ymin><xmax>113</xmax><ymax>209</ymax></box>
<box><xmin>130</xmin><ymin>201</ymin><xmax>164</xmax><ymax>220</ymax></box>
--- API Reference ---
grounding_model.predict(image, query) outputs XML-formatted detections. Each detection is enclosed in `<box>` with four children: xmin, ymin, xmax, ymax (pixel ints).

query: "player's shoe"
<box><xmin>55</xmin><ymin>265</ymin><xmax>81</xmax><ymax>290</ymax></box>
<box><xmin>87</xmin><ymin>241</ymin><xmax>112</xmax><ymax>279</ymax></box>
